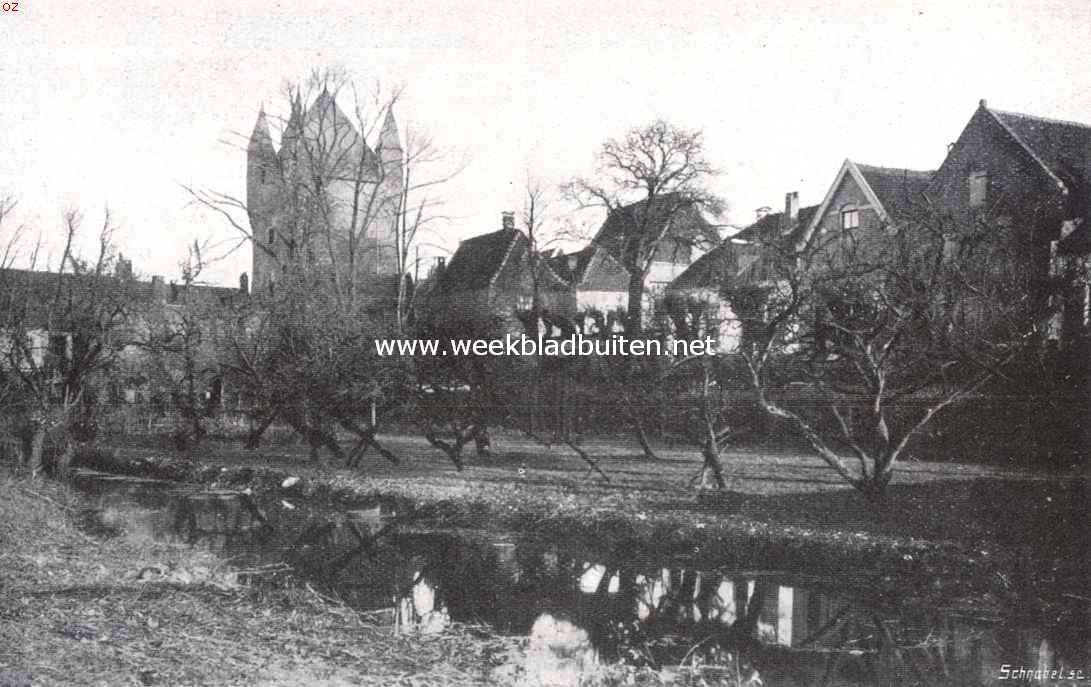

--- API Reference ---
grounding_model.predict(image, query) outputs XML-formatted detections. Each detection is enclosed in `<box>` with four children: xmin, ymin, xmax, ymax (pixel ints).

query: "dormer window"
<box><xmin>969</xmin><ymin>170</ymin><xmax>988</xmax><ymax>207</ymax></box>
<box><xmin>840</xmin><ymin>205</ymin><xmax>860</xmax><ymax>230</ymax></box>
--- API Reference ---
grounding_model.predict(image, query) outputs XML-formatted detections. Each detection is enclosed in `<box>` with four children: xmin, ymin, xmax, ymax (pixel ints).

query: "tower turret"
<box><xmin>246</xmin><ymin>107</ymin><xmax>276</xmax><ymax>209</ymax></box>
<box><xmin>247</xmin><ymin>107</ymin><xmax>280</xmax><ymax>295</ymax></box>
<box><xmin>374</xmin><ymin>108</ymin><xmax>405</xmax><ymax>276</ymax></box>
<box><xmin>279</xmin><ymin>90</ymin><xmax>304</xmax><ymax>170</ymax></box>
<box><xmin>378</xmin><ymin>108</ymin><xmax>403</xmax><ymax>166</ymax></box>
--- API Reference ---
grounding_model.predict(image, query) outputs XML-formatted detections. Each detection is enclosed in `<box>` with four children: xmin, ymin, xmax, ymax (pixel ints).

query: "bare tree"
<box><xmin>731</xmin><ymin>201</ymin><xmax>1054</xmax><ymax>498</ymax></box>
<box><xmin>131</xmin><ymin>240</ymin><xmax>225</xmax><ymax>450</ymax></box>
<box><xmin>0</xmin><ymin>204</ymin><xmax>134</xmax><ymax>476</ymax></box>
<box><xmin>562</xmin><ymin>119</ymin><xmax>723</xmax><ymax>335</ymax></box>
<box><xmin>393</xmin><ymin>124</ymin><xmax>468</xmax><ymax>332</ymax></box>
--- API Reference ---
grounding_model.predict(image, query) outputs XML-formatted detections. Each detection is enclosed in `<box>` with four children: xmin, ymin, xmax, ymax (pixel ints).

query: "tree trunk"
<box><xmin>26</xmin><ymin>427</ymin><xmax>47</xmax><ymax>477</ymax></box>
<box><xmin>699</xmin><ymin>434</ymin><xmax>727</xmax><ymax>490</ymax></box>
<box><xmin>55</xmin><ymin>440</ymin><xmax>75</xmax><ymax>479</ymax></box>
<box><xmin>626</xmin><ymin>270</ymin><xmax>645</xmax><ymax>336</ymax></box>
<box><xmin>633</xmin><ymin>418</ymin><xmax>659</xmax><ymax>460</ymax></box>
<box><xmin>246</xmin><ymin>411</ymin><xmax>276</xmax><ymax>449</ymax></box>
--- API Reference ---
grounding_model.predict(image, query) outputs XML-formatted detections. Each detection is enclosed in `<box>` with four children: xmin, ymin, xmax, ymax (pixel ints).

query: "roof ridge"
<box><xmin>990</xmin><ymin>107</ymin><xmax>1091</xmax><ymax>132</ymax></box>
<box><xmin>981</xmin><ymin>108</ymin><xmax>1065</xmax><ymax>188</ymax></box>
<box><xmin>854</xmin><ymin>162</ymin><xmax>934</xmax><ymax>177</ymax></box>
<box><xmin>488</xmin><ymin>228</ymin><xmax>524</xmax><ymax>289</ymax></box>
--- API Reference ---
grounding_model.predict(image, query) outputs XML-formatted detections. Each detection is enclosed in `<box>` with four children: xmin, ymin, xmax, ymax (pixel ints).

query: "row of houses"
<box><xmin>422</xmin><ymin>100</ymin><xmax>1091</xmax><ymax>361</ymax></box>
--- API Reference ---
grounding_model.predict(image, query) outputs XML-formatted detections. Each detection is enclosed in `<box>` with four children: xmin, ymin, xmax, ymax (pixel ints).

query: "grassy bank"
<box><xmin>76</xmin><ymin>434</ymin><xmax>1090</xmax><ymax>601</ymax></box>
<box><xmin>0</xmin><ymin>468</ymin><xmax>521</xmax><ymax>686</ymax></box>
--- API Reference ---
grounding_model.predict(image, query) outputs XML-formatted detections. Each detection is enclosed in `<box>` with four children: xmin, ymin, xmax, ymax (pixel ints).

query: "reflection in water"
<box><xmin>395</xmin><ymin>567</ymin><xmax>450</xmax><ymax>634</ymax></box>
<box><xmin>72</xmin><ymin>470</ymin><xmax>1090</xmax><ymax>686</ymax></box>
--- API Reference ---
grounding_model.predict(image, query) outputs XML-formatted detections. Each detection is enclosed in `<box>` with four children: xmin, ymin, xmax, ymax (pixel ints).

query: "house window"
<box><xmin>840</xmin><ymin>206</ymin><xmax>860</xmax><ymax>230</ymax></box>
<box><xmin>48</xmin><ymin>334</ymin><xmax>68</xmax><ymax>365</ymax></box>
<box><xmin>943</xmin><ymin>234</ymin><xmax>959</xmax><ymax>262</ymax></box>
<box><xmin>969</xmin><ymin>171</ymin><xmax>988</xmax><ymax>207</ymax></box>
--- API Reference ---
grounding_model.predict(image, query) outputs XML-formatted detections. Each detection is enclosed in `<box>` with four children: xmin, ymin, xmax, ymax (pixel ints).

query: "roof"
<box><xmin>441</xmin><ymin>228</ymin><xmax>524</xmax><ymax>291</ymax></box>
<box><xmin>1059</xmin><ymin>219</ymin><xmax>1091</xmax><ymax>256</ymax></box>
<box><xmin>592</xmin><ymin>193</ymin><xmax>721</xmax><ymax>266</ymax></box>
<box><xmin>547</xmin><ymin>245</ymin><xmax>629</xmax><ymax>290</ymax></box>
<box><xmin>987</xmin><ymin>105</ymin><xmax>1091</xmax><ymax>193</ymax></box>
<box><xmin>855</xmin><ymin>164</ymin><xmax>933</xmax><ymax>220</ymax></box>
<box><xmin>733</xmin><ymin>205</ymin><xmax>819</xmax><ymax>245</ymax></box>
<box><xmin>801</xmin><ymin>160</ymin><xmax>932</xmax><ymax>248</ymax></box>
<box><xmin>546</xmin><ymin>246</ymin><xmax>595</xmax><ymax>285</ymax></box>
<box><xmin>0</xmin><ymin>268</ymin><xmax>245</xmax><ymax>329</ymax></box>
<box><xmin>667</xmin><ymin>241</ymin><xmax>741</xmax><ymax>293</ymax></box>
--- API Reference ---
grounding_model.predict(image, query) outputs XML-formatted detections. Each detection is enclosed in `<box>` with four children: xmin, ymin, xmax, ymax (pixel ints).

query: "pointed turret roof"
<box><xmin>248</xmin><ymin>107</ymin><xmax>274</xmax><ymax>154</ymax></box>
<box><xmin>379</xmin><ymin>108</ymin><xmax>403</xmax><ymax>154</ymax></box>
<box><xmin>279</xmin><ymin>91</ymin><xmax>305</xmax><ymax>164</ymax></box>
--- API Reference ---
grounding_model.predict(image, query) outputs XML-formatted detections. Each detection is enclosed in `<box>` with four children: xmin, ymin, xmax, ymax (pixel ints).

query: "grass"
<box><xmin>0</xmin><ymin>468</ymin><xmax>523</xmax><ymax>686</ymax></box>
<box><xmin>80</xmin><ymin>432</ymin><xmax>1090</xmax><ymax>599</ymax></box>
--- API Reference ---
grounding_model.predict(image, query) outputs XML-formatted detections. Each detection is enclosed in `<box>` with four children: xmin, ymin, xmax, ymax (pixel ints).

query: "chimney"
<box><xmin>501</xmin><ymin>211</ymin><xmax>515</xmax><ymax>231</ymax></box>
<box><xmin>756</xmin><ymin>206</ymin><xmax>772</xmax><ymax>222</ymax></box>
<box><xmin>169</xmin><ymin>280</ymin><xmax>179</xmax><ymax>303</ymax></box>
<box><xmin>429</xmin><ymin>256</ymin><xmax>446</xmax><ymax>279</ymax></box>
<box><xmin>782</xmin><ymin>192</ymin><xmax>799</xmax><ymax>234</ymax></box>
<box><xmin>151</xmin><ymin>275</ymin><xmax>166</xmax><ymax>301</ymax></box>
<box><xmin>239</xmin><ymin>272</ymin><xmax>249</xmax><ymax>294</ymax></box>
<box><xmin>114</xmin><ymin>255</ymin><xmax>133</xmax><ymax>280</ymax></box>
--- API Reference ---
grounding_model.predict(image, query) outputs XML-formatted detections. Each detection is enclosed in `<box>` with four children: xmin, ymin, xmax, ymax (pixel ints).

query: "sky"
<box><xmin>2</xmin><ymin>0</ymin><xmax>1091</xmax><ymax>286</ymax></box>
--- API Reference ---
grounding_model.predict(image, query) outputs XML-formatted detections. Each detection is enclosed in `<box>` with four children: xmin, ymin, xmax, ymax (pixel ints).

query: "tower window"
<box><xmin>840</xmin><ymin>206</ymin><xmax>860</xmax><ymax>230</ymax></box>
<box><xmin>260</xmin><ymin>168</ymin><xmax>267</xmax><ymax>184</ymax></box>
<box><xmin>969</xmin><ymin>171</ymin><xmax>987</xmax><ymax>207</ymax></box>
<box><xmin>268</xmin><ymin>228</ymin><xmax>275</xmax><ymax>245</ymax></box>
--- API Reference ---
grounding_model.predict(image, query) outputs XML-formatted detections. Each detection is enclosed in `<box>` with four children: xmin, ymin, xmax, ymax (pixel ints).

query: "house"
<box><xmin>546</xmin><ymin>245</ymin><xmax>629</xmax><ymax>330</ymax></box>
<box><xmin>0</xmin><ymin>260</ymin><xmax>247</xmax><ymax>408</ymax></box>
<box><xmin>590</xmin><ymin>194</ymin><xmax>722</xmax><ymax>324</ymax></box>
<box><xmin>797</xmin><ymin>160</ymin><xmax>934</xmax><ymax>258</ymax></box>
<box><xmin>930</xmin><ymin>100</ymin><xmax>1091</xmax><ymax>347</ymax></box>
<box><xmin>426</xmin><ymin>213</ymin><xmax>571</xmax><ymax>336</ymax></box>
<box><xmin>664</xmin><ymin>194</ymin><xmax>819</xmax><ymax>352</ymax></box>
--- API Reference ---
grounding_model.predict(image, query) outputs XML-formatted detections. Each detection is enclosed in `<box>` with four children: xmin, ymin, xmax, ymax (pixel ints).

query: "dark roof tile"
<box><xmin>855</xmin><ymin>164</ymin><xmax>934</xmax><ymax>220</ymax></box>
<box><xmin>441</xmin><ymin>228</ymin><xmax>522</xmax><ymax>291</ymax></box>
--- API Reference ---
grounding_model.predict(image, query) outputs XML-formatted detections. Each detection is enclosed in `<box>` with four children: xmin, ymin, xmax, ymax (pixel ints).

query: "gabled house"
<box><xmin>664</xmin><ymin>194</ymin><xmax>819</xmax><ymax>352</ymax></box>
<box><xmin>930</xmin><ymin>100</ymin><xmax>1091</xmax><ymax>348</ymax></box>
<box><xmin>590</xmin><ymin>194</ymin><xmax>722</xmax><ymax>323</ymax></box>
<box><xmin>797</xmin><ymin>159</ymin><xmax>934</xmax><ymax>260</ymax></box>
<box><xmin>427</xmin><ymin>214</ymin><xmax>571</xmax><ymax>335</ymax></box>
<box><xmin>547</xmin><ymin>245</ymin><xmax>629</xmax><ymax>316</ymax></box>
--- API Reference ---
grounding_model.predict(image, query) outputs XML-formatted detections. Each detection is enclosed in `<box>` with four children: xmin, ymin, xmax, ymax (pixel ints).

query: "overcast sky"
<box><xmin>2</xmin><ymin>0</ymin><xmax>1090</xmax><ymax>285</ymax></box>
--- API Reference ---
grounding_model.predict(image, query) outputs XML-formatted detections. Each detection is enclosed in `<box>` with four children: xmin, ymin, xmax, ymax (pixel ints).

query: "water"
<box><xmin>69</xmin><ymin>469</ymin><xmax>1090</xmax><ymax>686</ymax></box>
